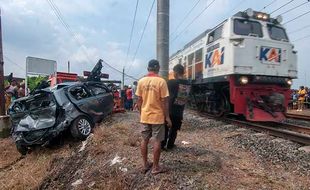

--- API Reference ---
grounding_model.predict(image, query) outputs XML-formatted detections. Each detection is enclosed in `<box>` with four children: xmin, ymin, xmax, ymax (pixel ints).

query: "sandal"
<box><xmin>151</xmin><ymin>166</ymin><xmax>168</xmax><ymax>175</ymax></box>
<box><xmin>141</xmin><ymin>162</ymin><xmax>153</xmax><ymax>174</ymax></box>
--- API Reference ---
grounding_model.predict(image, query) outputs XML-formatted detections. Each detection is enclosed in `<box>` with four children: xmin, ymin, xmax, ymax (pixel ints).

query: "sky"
<box><xmin>1</xmin><ymin>0</ymin><xmax>310</xmax><ymax>88</ymax></box>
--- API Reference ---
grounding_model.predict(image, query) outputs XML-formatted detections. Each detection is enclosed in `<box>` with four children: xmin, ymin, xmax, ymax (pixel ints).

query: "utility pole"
<box><xmin>0</xmin><ymin>9</ymin><xmax>5</xmax><ymax>115</ymax></box>
<box><xmin>122</xmin><ymin>67</ymin><xmax>125</xmax><ymax>89</ymax></box>
<box><xmin>68</xmin><ymin>61</ymin><xmax>70</xmax><ymax>73</ymax></box>
<box><xmin>157</xmin><ymin>0</ymin><xmax>169</xmax><ymax>79</ymax></box>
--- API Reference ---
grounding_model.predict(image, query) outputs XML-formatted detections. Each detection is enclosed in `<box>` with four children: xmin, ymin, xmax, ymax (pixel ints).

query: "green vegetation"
<box><xmin>27</xmin><ymin>76</ymin><xmax>48</xmax><ymax>91</ymax></box>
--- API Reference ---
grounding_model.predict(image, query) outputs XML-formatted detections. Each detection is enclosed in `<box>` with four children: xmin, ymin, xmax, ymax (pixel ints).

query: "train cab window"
<box><xmin>188</xmin><ymin>53</ymin><xmax>194</xmax><ymax>65</ymax></box>
<box><xmin>234</xmin><ymin>19</ymin><xmax>263</xmax><ymax>37</ymax></box>
<box><xmin>267</xmin><ymin>24</ymin><xmax>288</xmax><ymax>41</ymax></box>
<box><xmin>207</xmin><ymin>26</ymin><xmax>223</xmax><ymax>44</ymax></box>
<box><xmin>195</xmin><ymin>48</ymin><xmax>203</xmax><ymax>63</ymax></box>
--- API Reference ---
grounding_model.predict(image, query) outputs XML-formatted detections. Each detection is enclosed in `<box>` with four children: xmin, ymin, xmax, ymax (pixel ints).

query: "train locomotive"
<box><xmin>169</xmin><ymin>9</ymin><xmax>297</xmax><ymax>122</ymax></box>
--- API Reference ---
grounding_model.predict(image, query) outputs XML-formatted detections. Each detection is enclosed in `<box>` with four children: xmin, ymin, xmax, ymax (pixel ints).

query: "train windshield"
<box><xmin>267</xmin><ymin>24</ymin><xmax>289</xmax><ymax>41</ymax></box>
<box><xmin>234</xmin><ymin>19</ymin><xmax>263</xmax><ymax>37</ymax></box>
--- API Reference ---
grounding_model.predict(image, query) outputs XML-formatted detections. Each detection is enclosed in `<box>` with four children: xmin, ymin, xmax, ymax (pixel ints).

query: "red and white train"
<box><xmin>169</xmin><ymin>9</ymin><xmax>297</xmax><ymax>122</ymax></box>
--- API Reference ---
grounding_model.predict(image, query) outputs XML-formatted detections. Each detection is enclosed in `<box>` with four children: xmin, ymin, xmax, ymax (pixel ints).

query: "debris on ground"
<box><xmin>0</xmin><ymin>111</ymin><xmax>309</xmax><ymax>189</ymax></box>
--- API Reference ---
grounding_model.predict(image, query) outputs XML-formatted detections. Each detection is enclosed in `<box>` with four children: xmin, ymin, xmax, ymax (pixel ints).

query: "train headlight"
<box><xmin>257</xmin><ymin>13</ymin><xmax>263</xmax><ymax>19</ymax></box>
<box><xmin>240</xmin><ymin>76</ymin><xmax>249</xmax><ymax>85</ymax></box>
<box><xmin>246</xmin><ymin>8</ymin><xmax>254</xmax><ymax>17</ymax></box>
<box><xmin>262</xmin><ymin>14</ymin><xmax>269</xmax><ymax>20</ymax></box>
<box><xmin>287</xmin><ymin>79</ymin><xmax>292</xmax><ymax>86</ymax></box>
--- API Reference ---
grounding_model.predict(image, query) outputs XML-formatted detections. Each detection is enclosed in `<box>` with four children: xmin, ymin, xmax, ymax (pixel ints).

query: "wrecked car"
<box><xmin>9</xmin><ymin>81</ymin><xmax>114</xmax><ymax>155</ymax></box>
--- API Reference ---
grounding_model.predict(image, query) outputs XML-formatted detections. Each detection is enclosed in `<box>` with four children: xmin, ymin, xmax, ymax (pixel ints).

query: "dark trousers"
<box><xmin>161</xmin><ymin>116</ymin><xmax>182</xmax><ymax>149</ymax></box>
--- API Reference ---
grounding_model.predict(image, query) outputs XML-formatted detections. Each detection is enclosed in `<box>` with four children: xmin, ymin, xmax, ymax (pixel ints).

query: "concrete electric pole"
<box><xmin>157</xmin><ymin>0</ymin><xmax>169</xmax><ymax>79</ymax></box>
<box><xmin>122</xmin><ymin>67</ymin><xmax>125</xmax><ymax>89</ymax></box>
<box><xmin>0</xmin><ymin>9</ymin><xmax>5</xmax><ymax>115</ymax></box>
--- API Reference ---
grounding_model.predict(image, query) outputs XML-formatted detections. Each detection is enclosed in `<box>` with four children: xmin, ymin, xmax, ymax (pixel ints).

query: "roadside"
<box><xmin>0</xmin><ymin>111</ymin><xmax>309</xmax><ymax>189</ymax></box>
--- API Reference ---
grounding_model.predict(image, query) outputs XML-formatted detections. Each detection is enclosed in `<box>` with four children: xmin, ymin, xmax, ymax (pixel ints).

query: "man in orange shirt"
<box><xmin>136</xmin><ymin>59</ymin><xmax>172</xmax><ymax>174</ymax></box>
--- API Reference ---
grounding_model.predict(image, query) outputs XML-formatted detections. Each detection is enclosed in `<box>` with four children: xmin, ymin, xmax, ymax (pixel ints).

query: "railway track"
<box><xmin>285</xmin><ymin>113</ymin><xmax>310</xmax><ymax>121</ymax></box>
<box><xmin>226</xmin><ymin>118</ymin><xmax>310</xmax><ymax>145</ymax></box>
<box><xmin>191</xmin><ymin>110</ymin><xmax>310</xmax><ymax>145</ymax></box>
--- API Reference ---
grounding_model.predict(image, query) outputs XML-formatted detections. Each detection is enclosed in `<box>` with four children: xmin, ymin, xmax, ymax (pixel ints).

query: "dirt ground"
<box><xmin>0</xmin><ymin>111</ymin><xmax>309</xmax><ymax>190</ymax></box>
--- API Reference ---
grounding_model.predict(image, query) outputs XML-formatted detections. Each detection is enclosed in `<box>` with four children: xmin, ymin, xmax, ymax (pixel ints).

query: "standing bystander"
<box><xmin>136</xmin><ymin>59</ymin><xmax>172</xmax><ymax>174</ymax></box>
<box><xmin>132</xmin><ymin>81</ymin><xmax>138</xmax><ymax>111</ymax></box>
<box><xmin>161</xmin><ymin>64</ymin><xmax>191</xmax><ymax>150</ymax></box>
<box><xmin>126</xmin><ymin>85</ymin><xmax>133</xmax><ymax>110</ymax></box>
<box><xmin>297</xmin><ymin>86</ymin><xmax>306</xmax><ymax>111</ymax></box>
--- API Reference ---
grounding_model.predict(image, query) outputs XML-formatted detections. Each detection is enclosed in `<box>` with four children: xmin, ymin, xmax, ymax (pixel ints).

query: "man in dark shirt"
<box><xmin>162</xmin><ymin>64</ymin><xmax>190</xmax><ymax>150</ymax></box>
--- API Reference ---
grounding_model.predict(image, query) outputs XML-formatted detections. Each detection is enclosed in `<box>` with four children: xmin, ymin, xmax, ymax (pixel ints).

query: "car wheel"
<box><xmin>16</xmin><ymin>141</ymin><xmax>28</xmax><ymax>155</ymax></box>
<box><xmin>70</xmin><ymin>116</ymin><xmax>93</xmax><ymax>140</ymax></box>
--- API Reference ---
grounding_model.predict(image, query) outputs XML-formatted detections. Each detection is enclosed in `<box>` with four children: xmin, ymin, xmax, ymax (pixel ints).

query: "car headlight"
<box><xmin>240</xmin><ymin>76</ymin><xmax>249</xmax><ymax>85</ymax></box>
<box><xmin>287</xmin><ymin>79</ymin><xmax>292</xmax><ymax>86</ymax></box>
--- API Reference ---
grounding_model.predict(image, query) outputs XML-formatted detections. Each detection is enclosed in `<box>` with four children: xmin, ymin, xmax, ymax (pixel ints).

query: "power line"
<box><xmin>170</xmin><ymin>0</ymin><xmax>202</xmax><ymax>38</ymax></box>
<box><xmin>124</xmin><ymin>0</ymin><xmax>140</xmax><ymax>69</ymax></box>
<box><xmin>288</xmin><ymin>24</ymin><xmax>310</xmax><ymax>34</ymax></box>
<box><xmin>102</xmin><ymin>60</ymin><xmax>138</xmax><ymax>80</ymax></box>
<box><xmin>284</xmin><ymin>9</ymin><xmax>310</xmax><ymax>25</ymax></box>
<box><xmin>259</xmin><ymin>0</ymin><xmax>277</xmax><ymax>11</ymax></box>
<box><xmin>171</xmin><ymin>0</ymin><xmax>216</xmax><ymax>43</ymax></box>
<box><xmin>229</xmin><ymin>0</ymin><xmax>247</xmax><ymax>14</ymax></box>
<box><xmin>47</xmin><ymin>0</ymin><xmax>136</xmax><ymax>80</ymax></box>
<box><xmin>46</xmin><ymin>0</ymin><xmax>93</xmax><ymax>63</ymax></box>
<box><xmin>279</xmin><ymin>0</ymin><xmax>310</xmax><ymax>16</ymax></box>
<box><xmin>292</xmin><ymin>34</ymin><xmax>310</xmax><ymax>42</ymax></box>
<box><xmin>127</xmin><ymin>0</ymin><xmax>155</xmax><ymax>73</ymax></box>
<box><xmin>3</xmin><ymin>55</ymin><xmax>25</xmax><ymax>71</ymax></box>
<box><xmin>270</xmin><ymin>0</ymin><xmax>295</xmax><ymax>14</ymax></box>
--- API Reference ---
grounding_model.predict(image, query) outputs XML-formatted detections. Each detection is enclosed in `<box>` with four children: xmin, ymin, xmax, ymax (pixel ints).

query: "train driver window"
<box><xmin>234</xmin><ymin>19</ymin><xmax>263</xmax><ymax>37</ymax></box>
<box><xmin>207</xmin><ymin>25</ymin><xmax>223</xmax><ymax>44</ymax></box>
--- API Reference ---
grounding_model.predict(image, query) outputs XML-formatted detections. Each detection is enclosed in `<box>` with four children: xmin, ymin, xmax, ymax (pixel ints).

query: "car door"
<box><xmin>66</xmin><ymin>84</ymin><xmax>102</xmax><ymax>121</ymax></box>
<box><xmin>85</xmin><ymin>83</ymin><xmax>114</xmax><ymax>117</ymax></box>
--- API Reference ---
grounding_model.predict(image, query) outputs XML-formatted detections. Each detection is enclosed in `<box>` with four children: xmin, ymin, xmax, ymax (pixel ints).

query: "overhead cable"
<box><xmin>171</xmin><ymin>0</ymin><xmax>216</xmax><ymax>43</ymax></box>
<box><xmin>288</xmin><ymin>24</ymin><xmax>310</xmax><ymax>34</ymax></box>
<box><xmin>279</xmin><ymin>0</ymin><xmax>309</xmax><ymax>16</ymax></box>
<box><xmin>270</xmin><ymin>0</ymin><xmax>295</xmax><ymax>14</ymax></box>
<box><xmin>127</xmin><ymin>0</ymin><xmax>155</xmax><ymax>73</ymax></box>
<box><xmin>259</xmin><ymin>0</ymin><xmax>277</xmax><ymax>11</ymax></box>
<box><xmin>124</xmin><ymin>0</ymin><xmax>140</xmax><ymax>69</ymax></box>
<box><xmin>170</xmin><ymin>0</ymin><xmax>202</xmax><ymax>38</ymax></box>
<box><xmin>284</xmin><ymin>9</ymin><xmax>310</xmax><ymax>24</ymax></box>
<box><xmin>292</xmin><ymin>34</ymin><xmax>310</xmax><ymax>42</ymax></box>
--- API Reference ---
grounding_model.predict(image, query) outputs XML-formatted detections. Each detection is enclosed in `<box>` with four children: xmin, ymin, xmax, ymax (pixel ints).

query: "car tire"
<box><xmin>16</xmin><ymin>141</ymin><xmax>28</xmax><ymax>155</ymax></box>
<box><xmin>70</xmin><ymin>116</ymin><xmax>93</xmax><ymax>140</ymax></box>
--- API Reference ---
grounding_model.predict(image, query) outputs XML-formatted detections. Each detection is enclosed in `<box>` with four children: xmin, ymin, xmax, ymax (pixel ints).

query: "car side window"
<box><xmin>69</xmin><ymin>86</ymin><xmax>90</xmax><ymax>100</ymax></box>
<box><xmin>87</xmin><ymin>84</ymin><xmax>107</xmax><ymax>96</ymax></box>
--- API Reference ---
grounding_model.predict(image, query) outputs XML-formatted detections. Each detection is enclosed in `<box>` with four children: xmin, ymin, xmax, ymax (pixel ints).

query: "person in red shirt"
<box><xmin>126</xmin><ymin>85</ymin><xmax>133</xmax><ymax>110</ymax></box>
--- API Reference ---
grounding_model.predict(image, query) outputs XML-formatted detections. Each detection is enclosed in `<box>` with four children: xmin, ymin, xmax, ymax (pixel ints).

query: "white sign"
<box><xmin>25</xmin><ymin>56</ymin><xmax>57</xmax><ymax>95</ymax></box>
<box><xmin>26</xmin><ymin>56</ymin><xmax>56</xmax><ymax>75</ymax></box>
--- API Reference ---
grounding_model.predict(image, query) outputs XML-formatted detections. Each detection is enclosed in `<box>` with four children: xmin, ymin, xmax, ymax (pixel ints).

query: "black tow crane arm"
<box><xmin>87</xmin><ymin>59</ymin><xmax>103</xmax><ymax>82</ymax></box>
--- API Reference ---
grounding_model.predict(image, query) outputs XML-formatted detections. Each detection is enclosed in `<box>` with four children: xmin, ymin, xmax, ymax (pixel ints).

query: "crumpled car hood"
<box><xmin>9</xmin><ymin>90</ymin><xmax>57</xmax><ymax>132</ymax></box>
<box><xmin>15</xmin><ymin>113</ymin><xmax>56</xmax><ymax>132</ymax></box>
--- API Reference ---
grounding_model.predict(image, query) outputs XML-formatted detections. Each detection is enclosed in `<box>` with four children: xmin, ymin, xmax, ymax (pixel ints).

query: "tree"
<box><xmin>27</xmin><ymin>76</ymin><xmax>48</xmax><ymax>92</ymax></box>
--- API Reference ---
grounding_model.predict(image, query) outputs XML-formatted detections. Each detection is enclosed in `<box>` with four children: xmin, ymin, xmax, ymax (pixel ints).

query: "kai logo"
<box><xmin>205</xmin><ymin>47</ymin><xmax>225</xmax><ymax>68</ymax></box>
<box><xmin>259</xmin><ymin>47</ymin><xmax>281</xmax><ymax>63</ymax></box>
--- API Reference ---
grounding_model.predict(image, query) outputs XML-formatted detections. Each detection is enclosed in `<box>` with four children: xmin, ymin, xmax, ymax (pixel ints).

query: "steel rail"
<box><xmin>225</xmin><ymin>118</ymin><xmax>310</xmax><ymax>145</ymax></box>
<box><xmin>285</xmin><ymin>113</ymin><xmax>310</xmax><ymax>121</ymax></box>
<box><xmin>188</xmin><ymin>110</ymin><xmax>310</xmax><ymax>145</ymax></box>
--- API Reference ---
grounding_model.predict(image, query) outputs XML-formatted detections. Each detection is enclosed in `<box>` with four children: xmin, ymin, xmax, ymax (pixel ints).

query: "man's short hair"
<box><xmin>148</xmin><ymin>59</ymin><xmax>160</xmax><ymax>71</ymax></box>
<box><xmin>173</xmin><ymin>64</ymin><xmax>184</xmax><ymax>75</ymax></box>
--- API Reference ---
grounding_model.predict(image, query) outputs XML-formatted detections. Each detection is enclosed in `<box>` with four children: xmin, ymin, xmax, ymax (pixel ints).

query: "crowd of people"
<box><xmin>4</xmin><ymin>79</ymin><xmax>26</xmax><ymax>111</ymax></box>
<box><xmin>290</xmin><ymin>86</ymin><xmax>310</xmax><ymax>111</ymax></box>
